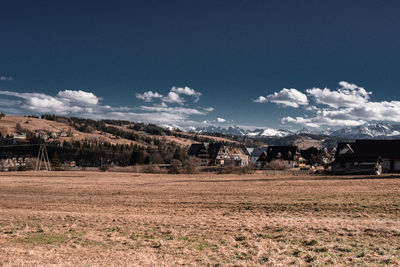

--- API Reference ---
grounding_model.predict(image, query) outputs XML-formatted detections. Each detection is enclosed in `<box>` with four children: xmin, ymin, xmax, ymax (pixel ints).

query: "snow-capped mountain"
<box><xmin>194</xmin><ymin>123</ymin><xmax>400</xmax><ymax>139</ymax></box>
<box><xmin>195</xmin><ymin>125</ymin><xmax>293</xmax><ymax>137</ymax></box>
<box><xmin>195</xmin><ymin>125</ymin><xmax>248</xmax><ymax>136</ymax></box>
<box><xmin>258</xmin><ymin>128</ymin><xmax>293</xmax><ymax>137</ymax></box>
<box><xmin>295</xmin><ymin>127</ymin><xmax>313</xmax><ymax>135</ymax></box>
<box><xmin>330</xmin><ymin>123</ymin><xmax>400</xmax><ymax>139</ymax></box>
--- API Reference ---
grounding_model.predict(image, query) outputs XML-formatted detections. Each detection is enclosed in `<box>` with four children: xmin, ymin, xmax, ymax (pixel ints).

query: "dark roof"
<box><xmin>0</xmin><ymin>138</ymin><xmax>17</xmax><ymax>145</ymax></box>
<box><xmin>248</xmin><ymin>147</ymin><xmax>268</xmax><ymax>157</ymax></box>
<box><xmin>333</xmin><ymin>155</ymin><xmax>382</xmax><ymax>164</ymax></box>
<box><xmin>266</xmin><ymin>146</ymin><xmax>299</xmax><ymax>161</ymax></box>
<box><xmin>188</xmin><ymin>143</ymin><xmax>206</xmax><ymax>157</ymax></box>
<box><xmin>338</xmin><ymin>140</ymin><xmax>400</xmax><ymax>159</ymax></box>
<box><xmin>207</xmin><ymin>142</ymin><xmax>224</xmax><ymax>159</ymax></box>
<box><xmin>188</xmin><ymin>142</ymin><xmax>225</xmax><ymax>159</ymax></box>
<box><xmin>256</xmin><ymin>151</ymin><xmax>268</xmax><ymax>162</ymax></box>
<box><xmin>241</xmin><ymin>147</ymin><xmax>250</xmax><ymax>156</ymax></box>
<box><xmin>300</xmin><ymin>147</ymin><xmax>322</xmax><ymax>161</ymax></box>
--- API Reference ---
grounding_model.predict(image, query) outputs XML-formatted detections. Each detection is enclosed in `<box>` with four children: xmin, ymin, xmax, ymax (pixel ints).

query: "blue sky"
<box><xmin>1</xmin><ymin>0</ymin><xmax>400</xmax><ymax>129</ymax></box>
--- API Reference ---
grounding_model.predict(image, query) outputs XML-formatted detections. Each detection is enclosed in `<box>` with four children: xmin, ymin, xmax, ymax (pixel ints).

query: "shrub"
<box><xmin>268</xmin><ymin>159</ymin><xmax>289</xmax><ymax>170</ymax></box>
<box><xmin>143</xmin><ymin>165</ymin><xmax>162</xmax><ymax>173</ymax></box>
<box><xmin>217</xmin><ymin>166</ymin><xmax>255</xmax><ymax>175</ymax></box>
<box><xmin>182</xmin><ymin>157</ymin><xmax>200</xmax><ymax>174</ymax></box>
<box><xmin>169</xmin><ymin>159</ymin><xmax>182</xmax><ymax>174</ymax></box>
<box><xmin>99</xmin><ymin>165</ymin><xmax>109</xmax><ymax>172</ymax></box>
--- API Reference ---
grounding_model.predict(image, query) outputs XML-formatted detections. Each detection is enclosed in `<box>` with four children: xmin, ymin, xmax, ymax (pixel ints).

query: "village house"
<box><xmin>242</xmin><ymin>147</ymin><xmax>267</xmax><ymax>165</ymax></box>
<box><xmin>63</xmin><ymin>160</ymin><xmax>77</xmax><ymax>168</ymax></box>
<box><xmin>60</xmin><ymin>131</ymin><xmax>69</xmax><ymax>137</ymax></box>
<box><xmin>0</xmin><ymin>137</ymin><xmax>17</xmax><ymax>145</ymax></box>
<box><xmin>299</xmin><ymin>147</ymin><xmax>333</xmax><ymax>166</ymax></box>
<box><xmin>225</xmin><ymin>147</ymin><xmax>249</xmax><ymax>167</ymax></box>
<box><xmin>187</xmin><ymin>142</ymin><xmax>230</xmax><ymax>166</ymax></box>
<box><xmin>331</xmin><ymin>140</ymin><xmax>400</xmax><ymax>174</ymax></box>
<box><xmin>256</xmin><ymin>146</ymin><xmax>302</xmax><ymax>168</ymax></box>
<box><xmin>35</xmin><ymin>130</ymin><xmax>49</xmax><ymax>141</ymax></box>
<box><xmin>188</xmin><ymin>143</ymin><xmax>208</xmax><ymax>166</ymax></box>
<box><xmin>13</xmin><ymin>132</ymin><xmax>26</xmax><ymax>140</ymax></box>
<box><xmin>0</xmin><ymin>155</ymin><xmax>29</xmax><ymax>171</ymax></box>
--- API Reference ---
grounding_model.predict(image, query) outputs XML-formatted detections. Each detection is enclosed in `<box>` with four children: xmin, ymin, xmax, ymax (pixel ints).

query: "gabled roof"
<box><xmin>242</xmin><ymin>147</ymin><xmax>253</xmax><ymax>155</ymax></box>
<box><xmin>189</xmin><ymin>142</ymin><xmax>226</xmax><ymax>160</ymax></box>
<box><xmin>256</xmin><ymin>151</ymin><xmax>268</xmax><ymax>162</ymax></box>
<box><xmin>300</xmin><ymin>147</ymin><xmax>323</xmax><ymax>161</ymax></box>
<box><xmin>230</xmin><ymin>147</ymin><xmax>246</xmax><ymax>156</ymax></box>
<box><xmin>337</xmin><ymin>140</ymin><xmax>400</xmax><ymax>159</ymax></box>
<box><xmin>266</xmin><ymin>146</ymin><xmax>299</xmax><ymax>161</ymax></box>
<box><xmin>207</xmin><ymin>142</ymin><xmax>224</xmax><ymax>159</ymax></box>
<box><xmin>339</xmin><ymin>144</ymin><xmax>354</xmax><ymax>155</ymax></box>
<box><xmin>188</xmin><ymin>143</ymin><xmax>206</xmax><ymax>157</ymax></box>
<box><xmin>244</xmin><ymin>147</ymin><xmax>267</xmax><ymax>157</ymax></box>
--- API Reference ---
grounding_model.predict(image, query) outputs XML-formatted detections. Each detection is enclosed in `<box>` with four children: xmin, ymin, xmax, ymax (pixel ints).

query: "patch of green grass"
<box><xmin>129</xmin><ymin>233</ymin><xmax>137</xmax><ymax>240</ymax></box>
<box><xmin>178</xmin><ymin>236</ymin><xmax>189</xmax><ymax>241</ymax></box>
<box><xmin>234</xmin><ymin>235</ymin><xmax>246</xmax><ymax>242</ymax></box>
<box><xmin>257</xmin><ymin>233</ymin><xmax>270</xmax><ymax>239</ymax></box>
<box><xmin>304</xmin><ymin>254</ymin><xmax>316</xmax><ymax>263</ymax></box>
<box><xmin>292</xmin><ymin>249</ymin><xmax>302</xmax><ymax>257</ymax></box>
<box><xmin>357</xmin><ymin>248</ymin><xmax>366</xmax><ymax>258</ymax></box>
<box><xmin>314</xmin><ymin>247</ymin><xmax>329</xmax><ymax>253</ymax></box>
<box><xmin>333</xmin><ymin>246</ymin><xmax>352</xmax><ymax>252</ymax></box>
<box><xmin>235</xmin><ymin>252</ymin><xmax>250</xmax><ymax>260</ymax></box>
<box><xmin>22</xmin><ymin>233</ymin><xmax>67</xmax><ymax>245</ymax></box>
<box><xmin>160</xmin><ymin>233</ymin><xmax>174</xmax><ymax>240</ymax></box>
<box><xmin>80</xmin><ymin>239</ymin><xmax>110</xmax><ymax>248</ymax></box>
<box><xmin>218</xmin><ymin>239</ymin><xmax>227</xmax><ymax>246</ymax></box>
<box><xmin>197</xmin><ymin>241</ymin><xmax>218</xmax><ymax>251</ymax></box>
<box><xmin>258</xmin><ymin>254</ymin><xmax>269</xmax><ymax>263</ymax></box>
<box><xmin>303</xmin><ymin>239</ymin><xmax>318</xmax><ymax>246</ymax></box>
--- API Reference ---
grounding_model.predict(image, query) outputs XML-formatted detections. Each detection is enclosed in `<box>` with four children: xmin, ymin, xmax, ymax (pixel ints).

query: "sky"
<box><xmin>1</xmin><ymin>0</ymin><xmax>400</xmax><ymax>130</ymax></box>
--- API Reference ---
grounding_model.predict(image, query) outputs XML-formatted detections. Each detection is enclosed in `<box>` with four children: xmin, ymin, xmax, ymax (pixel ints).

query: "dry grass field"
<box><xmin>0</xmin><ymin>171</ymin><xmax>399</xmax><ymax>266</ymax></box>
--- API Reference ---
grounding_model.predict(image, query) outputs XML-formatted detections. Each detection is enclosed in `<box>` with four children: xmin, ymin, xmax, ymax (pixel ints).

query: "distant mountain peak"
<box><xmin>193</xmin><ymin>123</ymin><xmax>400</xmax><ymax>139</ymax></box>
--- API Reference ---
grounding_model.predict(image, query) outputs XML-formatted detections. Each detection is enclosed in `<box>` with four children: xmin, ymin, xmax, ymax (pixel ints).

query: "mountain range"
<box><xmin>194</xmin><ymin>123</ymin><xmax>400</xmax><ymax>139</ymax></box>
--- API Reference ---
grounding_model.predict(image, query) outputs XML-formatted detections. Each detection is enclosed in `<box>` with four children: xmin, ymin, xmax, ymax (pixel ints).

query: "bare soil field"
<box><xmin>0</xmin><ymin>172</ymin><xmax>399</xmax><ymax>266</ymax></box>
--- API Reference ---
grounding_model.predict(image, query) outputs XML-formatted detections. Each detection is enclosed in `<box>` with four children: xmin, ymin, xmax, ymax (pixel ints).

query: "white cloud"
<box><xmin>57</xmin><ymin>90</ymin><xmax>99</xmax><ymax>105</ymax></box>
<box><xmin>139</xmin><ymin>105</ymin><xmax>207</xmax><ymax>115</ymax></box>
<box><xmin>306</xmin><ymin>81</ymin><xmax>371</xmax><ymax>109</ymax></box>
<box><xmin>282</xmin><ymin>116</ymin><xmax>366</xmax><ymax>128</ymax></box>
<box><xmin>255</xmin><ymin>88</ymin><xmax>308</xmax><ymax>108</ymax></box>
<box><xmin>135</xmin><ymin>86</ymin><xmax>202</xmax><ymax>104</ymax></box>
<box><xmin>0</xmin><ymin>91</ymin><xmax>72</xmax><ymax>114</ymax></box>
<box><xmin>171</xmin><ymin>86</ymin><xmax>202</xmax><ymax>102</ymax></box>
<box><xmin>135</xmin><ymin>91</ymin><xmax>163</xmax><ymax>102</ymax></box>
<box><xmin>216</xmin><ymin>117</ymin><xmax>226</xmax><ymax>123</ymax></box>
<box><xmin>253</xmin><ymin>96</ymin><xmax>267</xmax><ymax>103</ymax></box>
<box><xmin>279</xmin><ymin>81</ymin><xmax>400</xmax><ymax>128</ymax></box>
<box><xmin>162</xmin><ymin>91</ymin><xmax>184</xmax><ymax>104</ymax></box>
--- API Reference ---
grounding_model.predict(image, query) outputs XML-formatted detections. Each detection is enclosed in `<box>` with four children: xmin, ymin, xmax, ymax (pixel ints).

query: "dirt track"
<box><xmin>0</xmin><ymin>172</ymin><xmax>399</xmax><ymax>266</ymax></box>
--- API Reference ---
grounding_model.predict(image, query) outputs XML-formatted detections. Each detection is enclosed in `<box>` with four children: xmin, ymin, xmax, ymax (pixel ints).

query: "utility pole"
<box><xmin>35</xmin><ymin>144</ymin><xmax>52</xmax><ymax>171</ymax></box>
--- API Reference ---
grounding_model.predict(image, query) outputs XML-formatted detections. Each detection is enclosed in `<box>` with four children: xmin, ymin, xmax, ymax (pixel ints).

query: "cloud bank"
<box><xmin>257</xmin><ymin>81</ymin><xmax>400</xmax><ymax>128</ymax></box>
<box><xmin>0</xmin><ymin>86</ymin><xmax>213</xmax><ymax>128</ymax></box>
